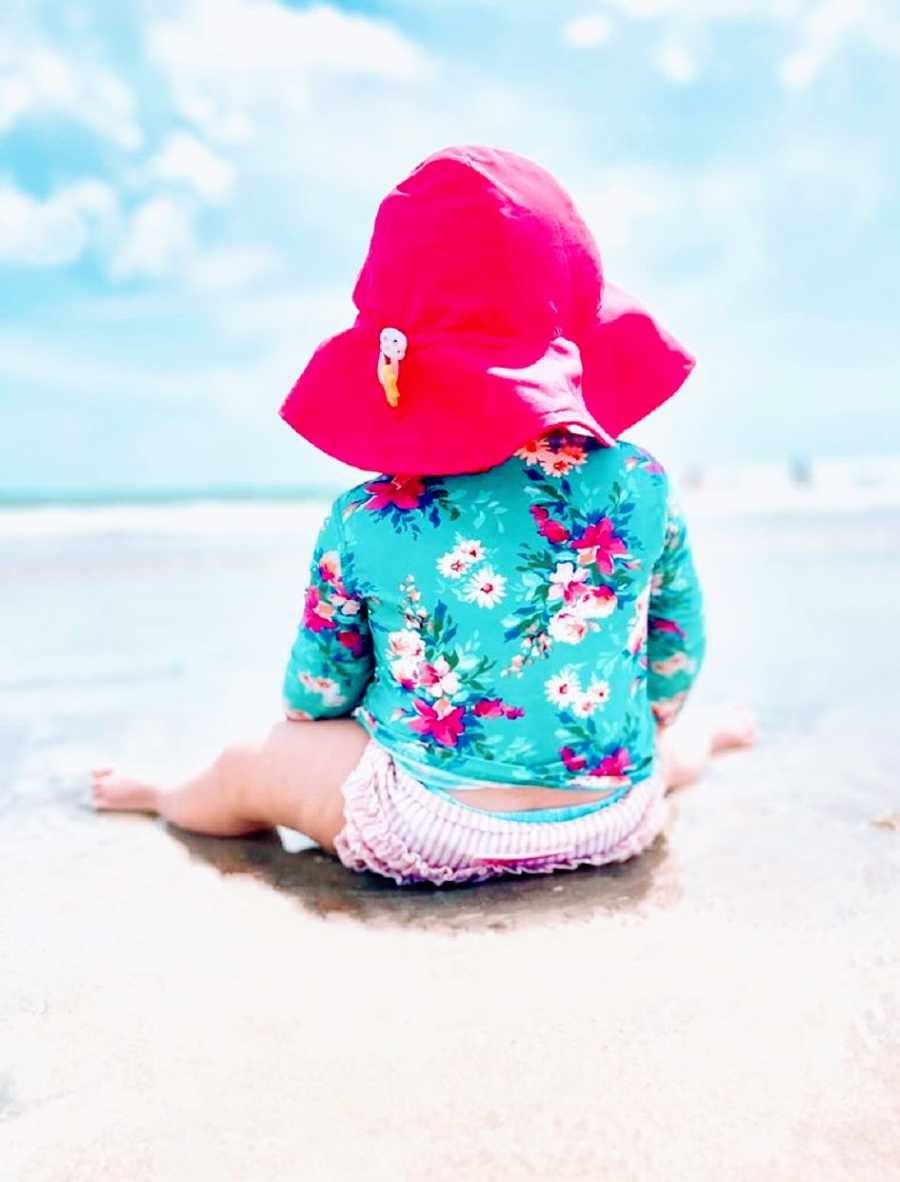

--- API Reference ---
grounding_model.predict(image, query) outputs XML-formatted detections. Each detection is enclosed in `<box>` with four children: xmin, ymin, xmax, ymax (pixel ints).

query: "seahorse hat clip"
<box><xmin>377</xmin><ymin>327</ymin><xmax>407</xmax><ymax>408</ymax></box>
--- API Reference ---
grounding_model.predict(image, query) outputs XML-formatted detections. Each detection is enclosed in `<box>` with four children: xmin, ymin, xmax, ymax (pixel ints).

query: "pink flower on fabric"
<box><xmin>560</xmin><ymin>746</ymin><xmax>587</xmax><ymax>773</ymax></box>
<box><xmin>318</xmin><ymin>550</ymin><xmax>342</xmax><ymax>583</ymax></box>
<box><xmin>471</xmin><ymin>698</ymin><xmax>524</xmax><ymax>720</ymax></box>
<box><xmin>338</xmin><ymin>630</ymin><xmax>364</xmax><ymax>655</ymax></box>
<box><xmin>572</xmin><ymin>518</ymin><xmax>628</xmax><ymax>574</ymax></box>
<box><xmin>473</xmin><ymin>697</ymin><xmax>506</xmax><ymax>718</ymax></box>
<box><xmin>303</xmin><ymin>586</ymin><xmax>336</xmax><ymax>632</ymax></box>
<box><xmin>529</xmin><ymin>504</ymin><xmax>570</xmax><ymax>544</ymax></box>
<box><xmin>650</xmin><ymin>616</ymin><xmax>686</xmax><ymax>640</ymax></box>
<box><xmin>589</xmin><ymin>747</ymin><xmax>632</xmax><ymax>779</ymax></box>
<box><xmin>363</xmin><ymin>475</ymin><xmax>426</xmax><ymax>511</ymax></box>
<box><xmin>407</xmin><ymin>697</ymin><xmax>466</xmax><ymax>747</ymax></box>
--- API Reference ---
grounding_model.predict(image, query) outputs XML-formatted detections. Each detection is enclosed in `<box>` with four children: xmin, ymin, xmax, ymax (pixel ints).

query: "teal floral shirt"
<box><xmin>283</xmin><ymin>431</ymin><xmax>705</xmax><ymax>810</ymax></box>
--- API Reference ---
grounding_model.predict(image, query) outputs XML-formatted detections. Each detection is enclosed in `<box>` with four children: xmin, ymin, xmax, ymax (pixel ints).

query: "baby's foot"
<box><xmin>92</xmin><ymin>766</ymin><xmax>161</xmax><ymax>815</ymax></box>
<box><xmin>708</xmin><ymin>705</ymin><xmax>758</xmax><ymax>754</ymax></box>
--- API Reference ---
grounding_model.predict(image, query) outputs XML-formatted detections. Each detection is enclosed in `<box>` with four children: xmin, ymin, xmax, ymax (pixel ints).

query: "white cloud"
<box><xmin>145</xmin><ymin>131</ymin><xmax>236</xmax><ymax>204</ymax></box>
<box><xmin>0</xmin><ymin>36</ymin><xmax>141</xmax><ymax>148</ymax></box>
<box><xmin>652</xmin><ymin>42</ymin><xmax>699</xmax><ymax>82</ymax></box>
<box><xmin>111</xmin><ymin>196</ymin><xmax>195</xmax><ymax>279</ymax></box>
<box><xmin>565</xmin><ymin>0</ymin><xmax>900</xmax><ymax>86</ymax></box>
<box><xmin>146</xmin><ymin>0</ymin><xmax>432</xmax><ymax>144</ymax></box>
<box><xmin>571</xmin><ymin>159</ymin><xmax>773</xmax><ymax>313</ymax></box>
<box><xmin>597</xmin><ymin>1</ymin><xmax>779</xmax><ymax>18</ymax></box>
<box><xmin>110</xmin><ymin>196</ymin><xmax>279</xmax><ymax>289</ymax></box>
<box><xmin>780</xmin><ymin>0</ymin><xmax>868</xmax><ymax>88</ymax></box>
<box><xmin>0</xmin><ymin>179</ymin><xmax>117</xmax><ymax>266</ymax></box>
<box><xmin>561</xmin><ymin>13</ymin><xmax>614</xmax><ymax>48</ymax></box>
<box><xmin>186</xmin><ymin>245</ymin><xmax>280</xmax><ymax>290</ymax></box>
<box><xmin>573</xmin><ymin>170</ymin><xmax>671</xmax><ymax>252</ymax></box>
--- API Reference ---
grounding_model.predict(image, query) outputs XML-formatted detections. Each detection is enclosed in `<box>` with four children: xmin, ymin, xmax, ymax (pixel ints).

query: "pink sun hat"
<box><xmin>280</xmin><ymin>145</ymin><xmax>695</xmax><ymax>475</ymax></box>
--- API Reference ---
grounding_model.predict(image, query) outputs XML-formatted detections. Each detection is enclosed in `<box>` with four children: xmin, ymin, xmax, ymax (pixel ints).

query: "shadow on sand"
<box><xmin>168</xmin><ymin>824</ymin><xmax>681</xmax><ymax>932</ymax></box>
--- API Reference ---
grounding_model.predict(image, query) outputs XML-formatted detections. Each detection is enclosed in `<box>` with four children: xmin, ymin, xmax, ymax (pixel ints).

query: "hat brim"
<box><xmin>280</xmin><ymin>282</ymin><xmax>693</xmax><ymax>476</ymax></box>
<box><xmin>580</xmin><ymin>282</ymin><xmax>695</xmax><ymax>438</ymax></box>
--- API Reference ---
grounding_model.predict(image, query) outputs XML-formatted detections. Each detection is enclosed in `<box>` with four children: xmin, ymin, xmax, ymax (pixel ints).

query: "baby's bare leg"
<box><xmin>92</xmin><ymin>718</ymin><xmax>369</xmax><ymax>853</ymax></box>
<box><xmin>657</xmin><ymin>705</ymin><xmax>757</xmax><ymax>792</ymax></box>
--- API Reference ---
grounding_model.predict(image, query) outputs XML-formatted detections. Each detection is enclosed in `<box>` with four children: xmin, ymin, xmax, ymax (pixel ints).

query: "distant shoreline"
<box><xmin>0</xmin><ymin>485</ymin><xmax>341</xmax><ymax>510</ymax></box>
<box><xmin>3</xmin><ymin>455</ymin><xmax>900</xmax><ymax>530</ymax></box>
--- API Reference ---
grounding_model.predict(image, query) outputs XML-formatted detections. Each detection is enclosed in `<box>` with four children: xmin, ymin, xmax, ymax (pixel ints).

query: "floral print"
<box><xmin>436</xmin><ymin>538</ymin><xmax>507</xmax><ymax>609</ymax></box>
<box><xmin>283</xmin><ymin>431</ymin><xmax>705</xmax><ymax>798</ymax></box>
<box><xmin>379</xmin><ymin>577</ymin><xmax>524</xmax><ymax>760</ymax></box>
<box><xmin>501</xmin><ymin>435</ymin><xmax>647</xmax><ymax>674</ymax></box>
<box><xmin>352</xmin><ymin>474</ymin><xmax>460</xmax><ymax>536</ymax></box>
<box><xmin>284</xmin><ymin>508</ymin><xmax>373</xmax><ymax>710</ymax></box>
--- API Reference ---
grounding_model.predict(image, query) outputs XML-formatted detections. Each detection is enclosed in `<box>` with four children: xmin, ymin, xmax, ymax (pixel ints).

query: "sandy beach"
<box><xmin>2</xmin><ymin>497</ymin><xmax>899</xmax><ymax>1180</ymax></box>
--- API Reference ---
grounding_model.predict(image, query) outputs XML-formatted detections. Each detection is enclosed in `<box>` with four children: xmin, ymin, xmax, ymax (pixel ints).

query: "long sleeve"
<box><xmin>647</xmin><ymin>494</ymin><xmax>706</xmax><ymax>726</ymax></box>
<box><xmin>282</xmin><ymin>502</ymin><xmax>374</xmax><ymax>719</ymax></box>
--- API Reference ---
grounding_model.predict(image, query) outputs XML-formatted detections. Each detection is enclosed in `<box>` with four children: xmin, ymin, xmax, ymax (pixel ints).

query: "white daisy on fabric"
<box><xmin>455</xmin><ymin>539</ymin><xmax>485</xmax><ymax>563</ymax></box>
<box><xmin>571</xmin><ymin>695</ymin><xmax>596</xmax><ymax>718</ymax></box>
<box><xmin>571</xmin><ymin>679</ymin><xmax>611</xmax><ymax>716</ymax></box>
<box><xmin>515</xmin><ymin>438</ymin><xmax>555</xmax><ymax>466</ymax></box>
<box><xmin>538</xmin><ymin>444</ymin><xmax>587</xmax><ymax>477</ymax></box>
<box><xmin>544</xmin><ymin>668</ymin><xmax>582</xmax><ymax>707</ymax></box>
<box><xmin>437</xmin><ymin>550</ymin><xmax>471</xmax><ymax>580</ymax></box>
<box><xmin>465</xmin><ymin>566</ymin><xmax>506</xmax><ymax>608</ymax></box>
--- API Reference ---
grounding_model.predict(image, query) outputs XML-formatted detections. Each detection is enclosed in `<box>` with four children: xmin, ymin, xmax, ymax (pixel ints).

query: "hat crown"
<box><xmin>352</xmin><ymin>146</ymin><xmax>603</xmax><ymax>342</ymax></box>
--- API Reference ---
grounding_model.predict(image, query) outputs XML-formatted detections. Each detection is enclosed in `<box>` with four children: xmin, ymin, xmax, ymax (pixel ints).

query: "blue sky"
<box><xmin>2</xmin><ymin>0</ymin><xmax>898</xmax><ymax>492</ymax></box>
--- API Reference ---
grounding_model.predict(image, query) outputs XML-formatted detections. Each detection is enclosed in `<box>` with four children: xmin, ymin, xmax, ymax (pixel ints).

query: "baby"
<box><xmin>93</xmin><ymin>146</ymin><xmax>754</xmax><ymax>885</ymax></box>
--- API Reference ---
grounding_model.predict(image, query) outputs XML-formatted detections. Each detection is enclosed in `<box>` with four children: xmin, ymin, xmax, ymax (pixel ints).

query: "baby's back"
<box><xmin>336</xmin><ymin>430</ymin><xmax>684</xmax><ymax>796</ymax></box>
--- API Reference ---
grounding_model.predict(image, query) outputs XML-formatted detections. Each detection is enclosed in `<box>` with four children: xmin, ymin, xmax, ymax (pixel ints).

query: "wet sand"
<box><xmin>2</xmin><ymin>506</ymin><xmax>899</xmax><ymax>1180</ymax></box>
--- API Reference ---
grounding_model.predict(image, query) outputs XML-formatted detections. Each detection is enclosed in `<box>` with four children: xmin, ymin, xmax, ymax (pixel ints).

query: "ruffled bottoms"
<box><xmin>333</xmin><ymin>740</ymin><xmax>668</xmax><ymax>886</ymax></box>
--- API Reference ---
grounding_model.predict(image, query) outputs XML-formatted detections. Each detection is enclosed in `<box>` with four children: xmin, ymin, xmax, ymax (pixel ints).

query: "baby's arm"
<box><xmin>646</xmin><ymin>493</ymin><xmax>706</xmax><ymax>727</ymax></box>
<box><xmin>282</xmin><ymin>502</ymin><xmax>374</xmax><ymax>720</ymax></box>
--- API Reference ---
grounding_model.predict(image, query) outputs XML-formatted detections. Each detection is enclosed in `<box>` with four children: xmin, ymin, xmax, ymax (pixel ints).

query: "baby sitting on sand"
<box><xmin>93</xmin><ymin>146</ymin><xmax>754</xmax><ymax>885</ymax></box>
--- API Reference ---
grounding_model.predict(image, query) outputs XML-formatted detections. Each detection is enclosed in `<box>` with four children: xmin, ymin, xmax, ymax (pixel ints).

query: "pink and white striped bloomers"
<box><xmin>333</xmin><ymin>740</ymin><xmax>668</xmax><ymax>886</ymax></box>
